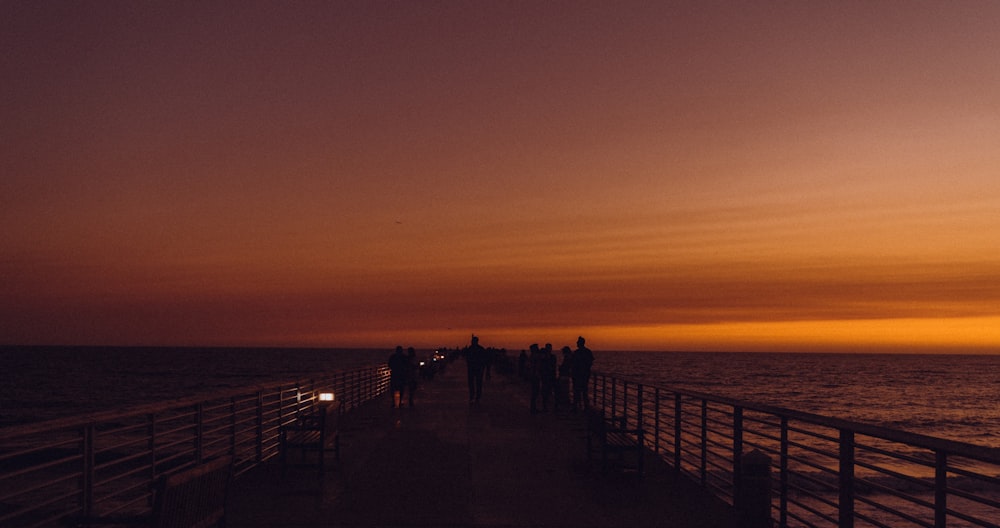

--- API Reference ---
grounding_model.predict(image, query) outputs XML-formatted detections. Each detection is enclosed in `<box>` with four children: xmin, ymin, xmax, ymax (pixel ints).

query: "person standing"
<box><xmin>388</xmin><ymin>346</ymin><xmax>408</xmax><ymax>408</ymax></box>
<box><xmin>539</xmin><ymin>343</ymin><xmax>557</xmax><ymax>412</ymax></box>
<box><xmin>465</xmin><ymin>335</ymin><xmax>488</xmax><ymax>404</ymax></box>
<box><xmin>528</xmin><ymin>343</ymin><xmax>542</xmax><ymax>414</ymax></box>
<box><xmin>572</xmin><ymin>336</ymin><xmax>594</xmax><ymax>411</ymax></box>
<box><xmin>556</xmin><ymin>346</ymin><xmax>573</xmax><ymax>410</ymax></box>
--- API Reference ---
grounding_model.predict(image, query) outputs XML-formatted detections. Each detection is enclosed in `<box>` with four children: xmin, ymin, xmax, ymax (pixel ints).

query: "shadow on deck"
<box><xmin>227</xmin><ymin>363</ymin><xmax>737</xmax><ymax>528</ymax></box>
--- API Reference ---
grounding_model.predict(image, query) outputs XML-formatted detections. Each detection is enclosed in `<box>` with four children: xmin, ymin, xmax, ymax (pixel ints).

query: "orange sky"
<box><xmin>3</xmin><ymin>2</ymin><xmax>999</xmax><ymax>352</ymax></box>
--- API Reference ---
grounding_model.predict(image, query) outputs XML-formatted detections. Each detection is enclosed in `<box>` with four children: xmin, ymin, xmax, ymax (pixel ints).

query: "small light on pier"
<box><xmin>318</xmin><ymin>392</ymin><xmax>334</xmax><ymax>401</ymax></box>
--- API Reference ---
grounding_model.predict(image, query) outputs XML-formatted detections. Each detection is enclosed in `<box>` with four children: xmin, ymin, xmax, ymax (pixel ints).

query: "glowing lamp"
<box><xmin>318</xmin><ymin>392</ymin><xmax>335</xmax><ymax>402</ymax></box>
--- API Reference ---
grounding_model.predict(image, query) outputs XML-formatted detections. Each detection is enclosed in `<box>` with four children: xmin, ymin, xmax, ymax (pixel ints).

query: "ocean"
<box><xmin>594</xmin><ymin>351</ymin><xmax>1000</xmax><ymax>449</ymax></box>
<box><xmin>0</xmin><ymin>346</ymin><xmax>387</xmax><ymax>427</ymax></box>
<box><xmin>2</xmin><ymin>347</ymin><xmax>998</xmax><ymax>450</ymax></box>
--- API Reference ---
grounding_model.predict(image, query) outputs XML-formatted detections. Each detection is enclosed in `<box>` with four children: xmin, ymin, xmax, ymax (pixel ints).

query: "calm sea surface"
<box><xmin>2</xmin><ymin>347</ymin><xmax>999</xmax><ymax>449</ymax></box>
<box><xmin>0</xmin><ymin>346</ymin><xmax>387</xmax><ymax>427</ymax></box>
<box><xmin>595</xmin><ymin>351</ymin><xmax>1000</xmax><ymax>448</ymax></box>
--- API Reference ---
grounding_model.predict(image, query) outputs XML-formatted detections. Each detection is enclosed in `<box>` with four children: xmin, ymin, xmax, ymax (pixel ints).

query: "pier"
<box><xmin>226</xmin><ymin>364</ymin><xmax>736</xmax><ymax>527</ymax></box>
<box><xmin>4</xmin><ymin>356</ymin><xmax>1000</xmax><ymax>528</ymax></box>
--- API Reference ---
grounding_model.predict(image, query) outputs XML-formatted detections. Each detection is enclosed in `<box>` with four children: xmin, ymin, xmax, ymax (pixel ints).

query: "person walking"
<box><xmin>465</xmin><ymin>335</ymin><xmax>488</xmax><ymax>404</ymax></box>
<box><xmin>572</xmin><ymin>336</ymin><xmax>594</xmax><ymax>411</ymax></box>
<box><xmin>556</xmin><ymin>346</ymin><xmax>573</xmax><ymax>411</ymax></box>
<box><xmin>539</xmin><ymin>343</ymin><xmax>557</xmax><ymax>412</ymax></box>
<box><xmin>528</xmin><ymin>343</ymin><xmax>542</xmax><ymax>414</ymax></box>
<box><xmin>388</xmin><ymin>346</ymin><xmax>409</xmax><ymax>408</ymax></box>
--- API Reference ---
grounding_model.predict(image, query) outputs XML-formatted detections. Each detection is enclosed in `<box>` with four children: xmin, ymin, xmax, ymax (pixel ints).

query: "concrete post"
<box><xmin>737</xmin><ymin>449</ymin><xmax>772</xmax><ymax>528</ymax></box>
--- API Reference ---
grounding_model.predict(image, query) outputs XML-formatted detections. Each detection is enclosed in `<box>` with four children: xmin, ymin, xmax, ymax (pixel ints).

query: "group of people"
<box><xmin>388</xmin><ymin>334</ymin><xmax>595</xmax><ymax>414</ymax></box>
<box><xmin>520</xmin><ymin>336</ymin><xmax>594</xmax><ymax>414</ymax></box>
<box><xmin>387</xmin><ymin>346</ymin><xmax>420</xmax><ymax>408</ymax></box>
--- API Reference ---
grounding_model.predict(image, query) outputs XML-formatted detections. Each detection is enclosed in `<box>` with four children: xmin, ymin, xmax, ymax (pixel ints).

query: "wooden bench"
<box><xmin>65</xmin><ymin>455</ymin><xmax>232</xmax><ymax>527</ymax></box>
<box><xmin>586</xmin><ymin>409</ymin><xmax>644</xmax><ymax>475</ymax></box>
<box><xmin>279</xmin><ymin>400</ymin><xmax>343</xmax><ymax>474</ymax></box>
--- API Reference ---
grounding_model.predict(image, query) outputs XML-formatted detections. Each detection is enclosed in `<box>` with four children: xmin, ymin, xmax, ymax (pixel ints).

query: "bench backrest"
<box><xmin>153</xmin><ymin>455</ymin><xmax>232</xmax><ymax>528</ymax></box>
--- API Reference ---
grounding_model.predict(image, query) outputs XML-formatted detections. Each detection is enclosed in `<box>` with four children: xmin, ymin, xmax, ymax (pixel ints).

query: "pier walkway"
<box><xmin>227</xmin><ymin>363</ymin><xmax>736</xmax><ymax>527</ymax></box>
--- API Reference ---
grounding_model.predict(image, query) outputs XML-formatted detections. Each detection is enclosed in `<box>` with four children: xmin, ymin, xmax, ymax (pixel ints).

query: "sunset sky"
<box><xmin>3</xmin><ymin>2</ymin><xmax>999</xmax><ymax>352</ymax></box>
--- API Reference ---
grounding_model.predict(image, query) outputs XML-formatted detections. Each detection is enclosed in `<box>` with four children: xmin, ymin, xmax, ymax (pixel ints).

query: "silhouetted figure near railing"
<box><xmin>539</xmin><ymin>343</ymin><xmax>557</xmax><ymax>412</ymax></box>
<box><xmin>388</xmin><ymin>346</ymin><xmax>408</xmax><ymax>408</ymax></box>
<box><xmin>465</xmin><ymin>335</ymin><xmax>488</xmax><ymax>404</ymax></box>
<box><xmin>572</xmin><ymin>336</ymin><xmax>594</xmax><ymax>412</ymax></box>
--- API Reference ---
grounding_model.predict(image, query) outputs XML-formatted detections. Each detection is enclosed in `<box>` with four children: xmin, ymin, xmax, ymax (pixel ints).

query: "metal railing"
<box><xmin>0</xmin><ymin>365</ymin><xmax>390</xmax><ymax>528</ymax></box>
<box><xmin>591</xmin><ymin>372</ymin><xmax>1000</xmax><ymax>528</ymax></box>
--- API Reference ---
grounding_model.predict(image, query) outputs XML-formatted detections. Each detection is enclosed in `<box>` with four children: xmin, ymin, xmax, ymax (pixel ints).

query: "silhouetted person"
<box><xmin>406</xmin><ymin>347</ymin><xmax>419</xmax><ymax>408</ymax></box>
<box><xmin>572</xmin><ymin>336</ymin><xmax>594</xmax><ymax>411</ymax></box>
<box><xmin>556</xmin><ymin>346</ymin><xmax>573</xmax><ymax>410</ymax></box>
<box><xmin>518</xmin><ymin>350</ymin><xmax>528</xmax><ymax>379</ymax></box>
<box><xmin>465</xmin><ymin>335</ymin><xmax>488</xmax><ymax>404</ymax></box>
<box><xmin>539</xmin><ymin>343</ymin><xmax>557</xmax><ymax>412</ymax></box>
<box><xmin>388</xmin><ymin>346</ymin><xmax>408</xmax><ymax>408</ymax></box>
<box><xmin>528</xmin><ymin>343</ymin><xmax>542</xmax><ymax>413</ymax></box>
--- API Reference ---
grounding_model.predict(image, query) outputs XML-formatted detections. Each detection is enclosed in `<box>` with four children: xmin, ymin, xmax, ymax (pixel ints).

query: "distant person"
<box><xmin>406</xmin><ymin>347</ymin><xmax>419</xmax><ymax>408</ymax></box>
<box><xmin>388</xmin><ymin>346</ymin><xmax>409</xmax><ymax>408</ymax></box>
<box><xmin>556</xmin><ymin>346</ymin><xmax>573</xmax><ymax>410</ymax></box>
<box><xmin>465</xmin><ymin>335</ymin><xmax>488</xmax><ymax>404</ymax></box>
<box><xmin>539</xmin><ymin>343</ymin><xmax>557</xmax><ymax>412</ymax></box>
<box><xmin>518</xmin><ymin>350</ymin><xmax>528</xmax><ymax>379</ymax></box>
<box><xmin>528</xmin><ymin>343</ymin><xmax>542</xmax><ymax>414</ymax></box>
<box><xmin>572</xmin><ymin>336</ymin><xmax>594</xmax><ymax>411</ymax></box>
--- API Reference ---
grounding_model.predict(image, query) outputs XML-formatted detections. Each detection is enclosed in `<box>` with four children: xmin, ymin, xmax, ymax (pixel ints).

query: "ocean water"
<box><xmin>2</xmin><ymin>347</ymin><xmax>999</xmax><ymax>450</ymax></box>
<box><xmin>595</xmin><ymin>351</ymin><xmax>1000</xmax><ymax>449</ymax></box>
<box><xmin>0</xmin><ymin>346</ymin><xmax>387</xmax><ymax>427</ymax></box>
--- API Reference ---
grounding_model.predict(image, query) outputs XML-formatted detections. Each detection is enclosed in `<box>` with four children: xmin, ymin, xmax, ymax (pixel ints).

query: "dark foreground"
<box><xmin>227</xmin><ymin>364</ymin><xmax>737</xmax><ymax>528</ymax></box>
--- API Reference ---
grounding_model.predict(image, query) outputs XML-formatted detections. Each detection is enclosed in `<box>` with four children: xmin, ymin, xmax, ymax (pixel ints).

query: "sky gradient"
<box><xmin>3</xmin><ymin>2</ymin><xmax>1000</xmax><ymax>352</ymax></box>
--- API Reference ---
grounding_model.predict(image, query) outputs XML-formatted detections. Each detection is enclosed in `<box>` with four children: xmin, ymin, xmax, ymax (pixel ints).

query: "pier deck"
<box><xmin>227</xmin><ymin>363</ymin><xmax>736</xmax><ymax>527</ymax></box>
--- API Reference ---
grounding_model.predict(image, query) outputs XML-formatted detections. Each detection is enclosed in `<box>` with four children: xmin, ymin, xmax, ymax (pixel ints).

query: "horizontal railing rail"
<box><xmin>0</xmin><ymin>365</ymin><xmax>390</xmax><ymax>528</ymax></box>
<box><xmin>591</xmin><ymin>372</ymin><xmax>1000</xmax><ymax>528</ymax></box>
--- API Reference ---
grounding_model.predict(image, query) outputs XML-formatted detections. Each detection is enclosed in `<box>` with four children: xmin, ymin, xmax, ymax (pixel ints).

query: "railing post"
<box><xmin>934</xmin><ymin>451</ymin><xmax>947</xmax><ymax>528</ymax></box>
<box><xmin>653</xmin><ymin>387</ymin><xmax>661</xmax><ymax>454</ymax></box>
<box><xmin>736</xmin><ymin>449</ymin><xmax>772</xmax><ymax>528</ymax></box>
<box><xmin>734</xmin><ymin>406</ymin><xmax>744</xmax><ymax>495</ymax></box>
<box><xmin>839</xmin><ymin>430</ymin><xmax>855</xmax><ymax>528</ymax></box>
<box><xmin>622</xmin><ymin>380</ymin><xmax>629</xmax><ymax>426</ymax></box>
<box><xmin>700</xmin><ymin>399</ymin><xmax>708</xmax><ymax>485</ymax></box>
<box><xmin>611</xmin><ymin>377</ymin><xmax>618</xmax><ymax>419</ymax></box>
<box><xmin>584</xmin><ymin>374</ymin><xmax>597</xmax><ymax>407</ymax></box>
<box><xmin>594</xmin><ymin>374</ymin><xmax>608</xmax><ymax>412</ymax></box>
<box><xmin>674</xmin><ymin>393</ymin><xmax>682</xmax><ymax>471</ymax></box>
<box><xmin>636</xmin><ymin>384</ymin><xmax>644</xmax><ymax>431</ymax></box>
<box><xmin>780</xmin><ymin>417</ymin><xmax>789</xmax><ymax>528</ymax></box>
